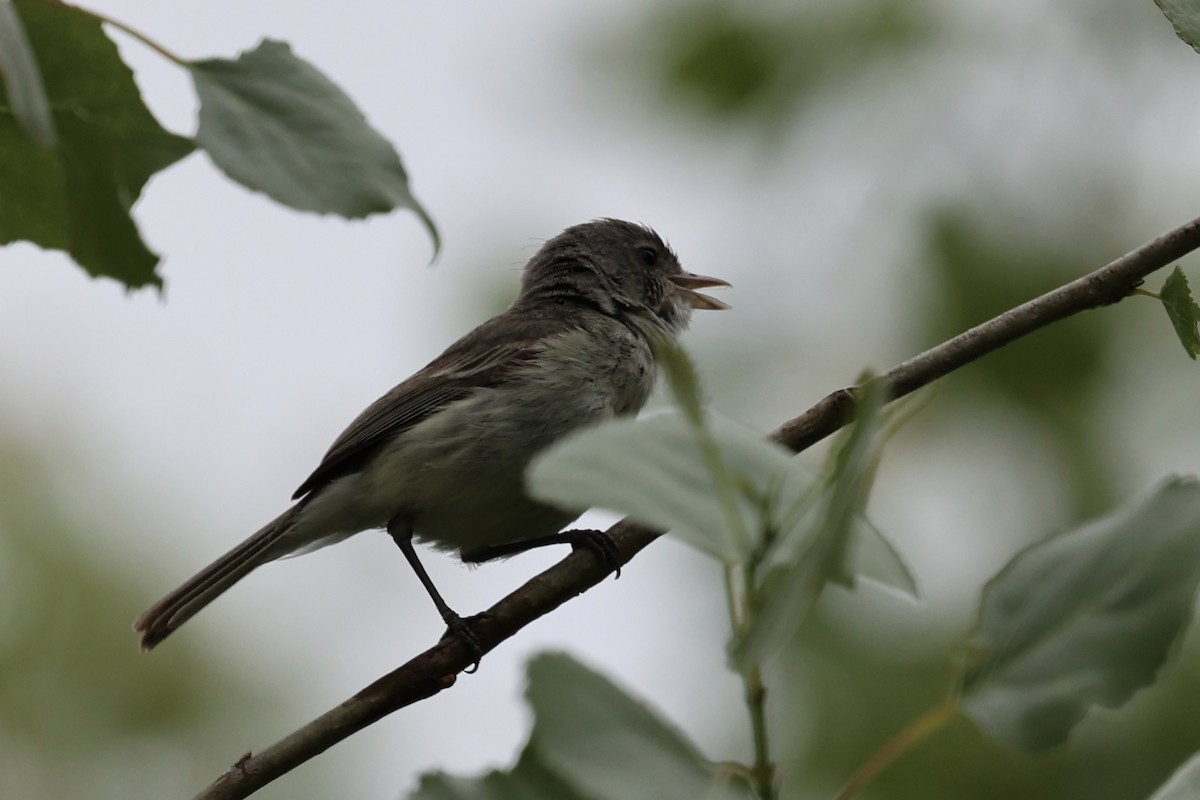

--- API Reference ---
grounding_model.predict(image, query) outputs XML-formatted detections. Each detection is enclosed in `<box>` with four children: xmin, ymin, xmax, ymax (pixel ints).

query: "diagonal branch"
<box><xmin>194</xmin><ymin>212</ymin><xmax>1200</xmax><ymax>800</ymax></box>
<box><xmin>773</xmin><ymin>213</ymin><xmax>1200</xmax><ymax>451</ymax></box>
<box><xmin>195</xmin><ymin>519</ymin><xmax>659</xmax><ymax>800</ymax></box>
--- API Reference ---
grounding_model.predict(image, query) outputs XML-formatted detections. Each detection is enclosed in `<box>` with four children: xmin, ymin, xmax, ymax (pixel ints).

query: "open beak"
<box><xmin>668</xmin><ymin>272</ymin><xmax>731</xmax><ymax>310</ymax></box>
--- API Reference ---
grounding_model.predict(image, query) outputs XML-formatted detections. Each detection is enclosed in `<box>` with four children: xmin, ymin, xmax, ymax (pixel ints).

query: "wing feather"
<box><xmin>290</xmin><ymin>313</ymin><xmax>555</xmax><ymax>499</ymax></box>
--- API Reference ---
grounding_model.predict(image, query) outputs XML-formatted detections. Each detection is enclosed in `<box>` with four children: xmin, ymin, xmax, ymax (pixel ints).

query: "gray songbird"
<box><xmin>134</xmin><ymin>218</ymin><xmax>729</xmax><ymax>659</ymax></box>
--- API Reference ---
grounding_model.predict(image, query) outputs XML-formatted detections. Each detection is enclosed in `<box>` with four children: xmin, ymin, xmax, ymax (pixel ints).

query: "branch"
<box><xmin>194</xmin><ymin>212</ymin><xmax>1200</xmax><ymax>800</ymax></box>
<box><xmin>195</xmin><ymin>520</ymin><xmax>659</xmax><ymax>800</ymax></box>
<box><xmin>773</xmin><ymin>213</ymin><xmax>1200</xmax><ymax>451</ymax></box>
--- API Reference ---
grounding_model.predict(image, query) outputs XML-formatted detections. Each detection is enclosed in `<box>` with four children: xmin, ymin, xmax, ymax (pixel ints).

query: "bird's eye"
<box><xmin>636</xmin><ymin>246</ymin><xmax>658</xmax><ymax>267</ymax></box>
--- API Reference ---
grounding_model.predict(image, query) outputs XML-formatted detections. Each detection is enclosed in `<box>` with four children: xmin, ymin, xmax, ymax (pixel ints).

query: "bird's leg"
<box><xmin>387</xmin><ymin>516</ymin><xmax>483</xmax><ymax>672</ymax></box>
<box><xmin>461</xmin><ymin>529</ymin><xmax>621</xmax><ymax>579</ymax></box>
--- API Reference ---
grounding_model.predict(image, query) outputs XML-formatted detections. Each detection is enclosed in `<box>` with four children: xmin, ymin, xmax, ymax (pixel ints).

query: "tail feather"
<box><xmin>134</xmin><ymin>506</ymin><xmax>301</xmax><ymax>650</ymax></box>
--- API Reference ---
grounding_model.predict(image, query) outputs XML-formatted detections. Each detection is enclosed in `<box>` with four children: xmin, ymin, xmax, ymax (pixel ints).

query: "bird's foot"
<box><xmin>439</xmin><ymin>610</ymin><xmax>485</xmax><ymax>673</ymax></box>
<box><xmin>564</xmin><ymin>528</ymin><xmax>622</xmax><ymax>579</ymax></box>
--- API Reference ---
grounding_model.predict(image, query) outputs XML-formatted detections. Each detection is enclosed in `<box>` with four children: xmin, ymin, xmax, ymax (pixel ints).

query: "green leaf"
<box><xmin>1155</xmin><ymin>0</ymin><xmax>1200</xmax><ymax>55</ymax></box>
<box><xmin>0</xmin><ymin>0</ymin><xmax>55</xmax><ymax>146</ymax></box>
<box><xmin>525</xmin><ymin>653</ymin><xmax>751</xmax><ymax>800</ymax></box>
<box><xmin>528</xmin><ymin>410</ymin><xmax>794</xmax><ymax>563</ymax></box>
<box><xmin>854</xmin><ymin>517</ymin><xmax>919</xmax><ymax>597</ymax></box>
<box><xmin>412</xmin><ymin>751</ymin><xmax>587</xmax><ymax>800</ymax></box>
<box><xmin>758</xmin><ymin>458</ymin><xmax>917</xmax><ymax>599</ymax></box>
<box><xmin>1147</xmin><ymin>752</ymin><xmax>1200</xmax><ymax>800</ymax></box>
<box><xmin>526</xmin><ymin>393</ymin><xmax>916</xmax><ymax>599</ymax></box>
<box><xmin>761</xmin><ymin>491</ymin><xmax>917</xmax><ymax>598</ymax></box>
<box><xmin>0</xmin><ymin>0</ymin><xmax>193</xmax><ymax>288</ymax></box>
<box><xmin>188</xmin><ymin>40</ymin><xmax>438</xmax><ymax>252</ymax></box>
<box><xmin>640</xmin><ymin>327</ymin><xmax>758</xmax><ymax>554</ymax></box>
<box><xmin>1160</xmin><ymin>266</ymin><xmax>1200</xmax><ymax>359</ymax></box>
<box><xmin>960</xmin><ymin>478</ymin><xmax>1200</xmax><ymax>752</ymax></box>
<box><xmin>734</xmin><ymin>377</ymin><xmax>888</xmax><ymax>665</ymax></box>
<box><xmin>408</xmin><ymin>653</ymin><xmax>749</xmax><ymax>800</ymax></box>
<box><xmin>804</xmin><ymin>376</ymin><xmax>888</xmax><ymax>588</ymax></box>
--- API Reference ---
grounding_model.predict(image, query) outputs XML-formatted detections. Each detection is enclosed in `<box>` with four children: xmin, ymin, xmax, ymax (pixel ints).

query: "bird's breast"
<box><xmin>362</xmin><ymin>325</ymin><xmax>656</xmax><ymax>552</ymax></box>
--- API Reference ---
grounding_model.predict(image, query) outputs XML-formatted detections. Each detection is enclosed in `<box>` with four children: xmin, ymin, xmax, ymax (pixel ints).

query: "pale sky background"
<box><xmin>5</xmin><ymin>1</ymin><xmax>1200</xmax><ymax>798</ymax></box>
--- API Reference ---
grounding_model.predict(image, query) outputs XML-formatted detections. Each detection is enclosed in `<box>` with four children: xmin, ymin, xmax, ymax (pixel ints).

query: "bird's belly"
<box><xmin>414</xmin><ymin>484</ymin><xmax>579</xmax><ymax>553</ymax></box>
<box><xmin>362</xmin><ymin>387</ymin><xmax>594</xmax><ymax>553</ymax></box>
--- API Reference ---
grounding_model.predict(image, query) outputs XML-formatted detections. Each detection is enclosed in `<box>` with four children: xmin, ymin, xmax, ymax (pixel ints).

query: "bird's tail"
<box><xmin>134</xmin><ymin>505</ymin><xmax>302</xmax><ymax>650</ymax></box>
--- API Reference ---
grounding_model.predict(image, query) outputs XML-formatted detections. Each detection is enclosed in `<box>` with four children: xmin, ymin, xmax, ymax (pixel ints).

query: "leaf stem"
<box><xmin>726</xmin><ymin>559</ymin><xmax>776</xmax><ymax>799</ymax></box>
<box><xmin>36</xmin><ymin>0</ymin><xmax>186</xmax><ymax>64</ymax></box>
<box><xmin>727</xmin><ymin>561</ymin><xmax>777</xmax><ymax>799</ymax></box>
<box><xmin>743</xmin><ymin>662</ymin><xmax>777</xmax><ymax>800</ymax></box>
<box><xmin>831</xmin><ymin>701</ymin><xmax>958</xmax><ymax>800</ymax></box>
<box><xmin>724</xmin><ymin>564</ymin><xmax>744</xmax><ymax>629</ymax></box>
<box><xmin>1132</xmin><ymin>287</ymin><xmax>1161</xmax><ymax>300</ymax></box>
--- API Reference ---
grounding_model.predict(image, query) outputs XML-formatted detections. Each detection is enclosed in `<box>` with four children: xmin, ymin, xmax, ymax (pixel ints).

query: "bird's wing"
<box><xmin>291</xmin><ymin>314</ymin><xmax>554</xmax><ymax>500</ymax></box>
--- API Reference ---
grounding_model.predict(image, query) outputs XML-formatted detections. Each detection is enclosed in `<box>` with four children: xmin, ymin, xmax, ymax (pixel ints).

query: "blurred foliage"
<box><xmin>599</xmin><ymin>0</ymin><xmax>934</xmax><ymax>130</ymax></box>
<box><xmin>958</xmin><ymin>478</ymin><xmax>1200</xmax><ymax>753</ymax></box>
<box><xmin>414</xmin><ymin>653</ymin><xmax>752</xmax><ymax>800</ymax></box>
<box><xmin>1147</xmin><ymin>751</ymin><xmax>1200</xmax><ymax>800</ymax></box>
<box><xmin>779</xmin><ymin>601</ymin><xmax>1200</xmax><ymax>799</ymax></box>
<box><xmin>922</xmin><ymin>209</ymin><xmax>1118</xmax><ymax>412</ymax></box>
<box><xmin>0</xmin><ymin>434</ymin><xmax>285</xmax><ymax>800</ymax></box>
<box><xmin>590</xmin><ymin>1</ymin><xmax>1200</xmax><ymax>798</ymax></box>
<box><xmin>920</xmin><ymin>207</ymin><xmax>1130</xmax><ymax>518</ymax></box>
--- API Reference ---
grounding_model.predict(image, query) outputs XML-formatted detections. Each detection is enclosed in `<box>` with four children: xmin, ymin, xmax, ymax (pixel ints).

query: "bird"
<box><xmin>133</xmin><ymin>218</ymin><xmax>729</xmax><ymax>659</ymax></box>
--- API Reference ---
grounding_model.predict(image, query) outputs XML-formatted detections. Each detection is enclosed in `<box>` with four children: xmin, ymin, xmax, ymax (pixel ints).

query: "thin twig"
<box><xmin>831</xmin><ymin>701</ymin><xmax>959</xmax><ymax>800</ymax></box>
<box><xmin>38</xmin><ymin>0</ymin><xmax>186</xmax><ymax>64</ymax></box>
<box><xmin>194</xmin><ymin>213</ymin><xmax>1200</xmax><ymax>800</ymax></box>
<box><xmin>726</xmin><ymin>561</ymin><xmax>777</xmax><ymax>800</ymax></box>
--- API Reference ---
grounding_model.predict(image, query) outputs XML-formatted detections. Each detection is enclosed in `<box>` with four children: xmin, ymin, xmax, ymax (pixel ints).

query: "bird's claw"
<box><xmin>440</xmin><ymin>611</ymin><xmax>484</xmax><ymax>673</ymax></box>
<box><xmin>567</xmin><ymin>528</ymin><xmax>622</xmax><ymax>579</ymax></box>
